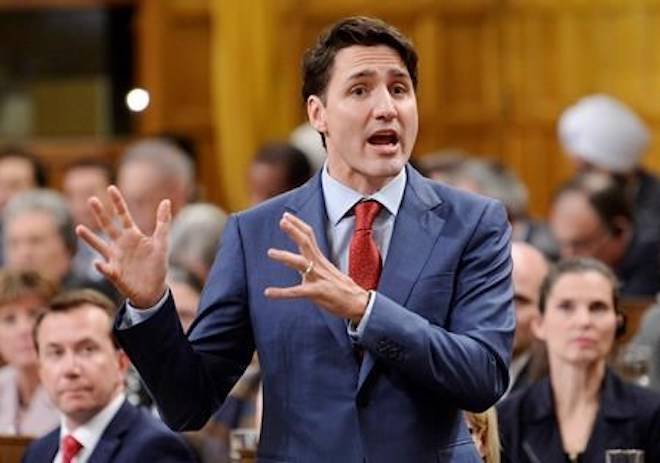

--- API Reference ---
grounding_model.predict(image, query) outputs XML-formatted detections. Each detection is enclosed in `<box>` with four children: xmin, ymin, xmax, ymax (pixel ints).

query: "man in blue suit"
<box><xmin>77</xmin><ymin>16</ymin><xmax>514</xmax><ymax>462</ymax></box>
<box><xmin>22</xmin><ymin>290</ymin><xmax>195</xmax><ymax>463</ymax></box>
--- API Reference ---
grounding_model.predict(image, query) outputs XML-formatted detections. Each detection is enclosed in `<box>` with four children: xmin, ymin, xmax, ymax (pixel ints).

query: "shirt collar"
<box><xmin>60</xmin><ymin>392</ymin><xmax>126</xmax><ymax>454</ymax></box>
<box><xmin>321</xmin><ymin>163</ymin><xmax>406</xmax><ymax>226</ymax></box>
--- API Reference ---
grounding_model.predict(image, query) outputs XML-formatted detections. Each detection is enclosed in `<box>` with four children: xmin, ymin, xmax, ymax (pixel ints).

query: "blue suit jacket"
<box><xmin>115</xmin><ymin>165</ymin><xmax>515</xmax><ymax>462</ymax></box>
<box><xmin>21</xmin><ymin>400</ymin><xmax>196</xmax><ymax>463</ymax></box>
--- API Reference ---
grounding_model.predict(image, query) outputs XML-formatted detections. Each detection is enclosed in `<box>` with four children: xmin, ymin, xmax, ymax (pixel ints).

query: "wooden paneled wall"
<box><xmin>137</xmin><ymin>0</ymin><xmax>660</xmax><ymax>214</ymax></box>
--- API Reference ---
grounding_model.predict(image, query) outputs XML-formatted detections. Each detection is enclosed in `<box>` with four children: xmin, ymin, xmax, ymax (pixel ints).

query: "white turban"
<box><xmin>558</xmin><ymin>94</ymin><xmax>650</xmax><ymax>173</ymax></box>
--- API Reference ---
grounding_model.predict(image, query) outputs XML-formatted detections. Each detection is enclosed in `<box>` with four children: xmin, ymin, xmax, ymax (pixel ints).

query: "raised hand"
<box><xmin>76</xmin><ymin>185</ymin><xmax>170</xmax><ymax>308</ymax></box>
<box><xmin>265</xmin><ymin>212</ymin><xmax>369</xmax><ymax>323</ymax></box>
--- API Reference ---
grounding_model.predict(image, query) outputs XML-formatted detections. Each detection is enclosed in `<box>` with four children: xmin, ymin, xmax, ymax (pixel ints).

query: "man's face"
<box><xmin>550</xmin><ymin>191</ymin><xmax>622</xmax><ymax>267</ymax></box>
<box><xmin>0</xmin><ymin>157</ymin><xmax>37</xmax><ymax>211</ymax></box>
<box><xmin>37</xmin><ymin>305</ymin><xmax>128</xmax><ymax>427</ymax></box>
<box><xmin>63</xmin><ymin>166</ymin><xmax>110</xmax><ymax>230</ymax></box>
<box><xmin>511</xmin><ymin>245</ymin><xmax>547</xmax><ymax>356</ymax></box>
<box><xmin>5</xmin><ymin>211</ymin><xmax>71</xmax><ymax>284</ymax></box>
<box><xmin>308</xmin><ymin>45</ymin><xmax>418</xmax><ymax>194</ymax></box>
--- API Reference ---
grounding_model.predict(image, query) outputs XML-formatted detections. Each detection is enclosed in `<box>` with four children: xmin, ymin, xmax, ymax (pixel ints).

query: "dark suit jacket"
<box><xmin>497</xmin><ymin>370</ymin><xmax>660</xmax><ymax>462</ymax></box>
<box><xmin>22</xmin><ymin>400</ymin><xmax>196</xmax><ymax>463</ymax></box>
<box><xmin>115</xmin><ymin>165</ymin><xmax>515</xmax><ymax>462</ymax></box>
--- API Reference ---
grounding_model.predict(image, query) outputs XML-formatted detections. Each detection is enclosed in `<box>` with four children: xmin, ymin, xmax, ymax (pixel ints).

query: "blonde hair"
<box><xmin>465</xmin><ymin>408</ymin><xmax>501</xmax><ymax>463</ymax></box>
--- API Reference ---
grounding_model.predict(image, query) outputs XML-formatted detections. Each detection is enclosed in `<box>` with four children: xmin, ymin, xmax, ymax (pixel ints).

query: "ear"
<box><xmin>307</xmin><ymin>95</ymin><xmax>327</xmax><ymax>134</ymax></box>
<box><xmin>610</xmin><ymin>216</ymin><xmax>632</xmax><ymax>240</ymax></box>
<box><xmin>117</xmin><ymin>350</ymin><xmax>131</xmax><ymax>376</ymax></box>
<box><xmin>531</xmin><ymin>316</ymin><xmax>546</xmax><ymax>342</ymax></box>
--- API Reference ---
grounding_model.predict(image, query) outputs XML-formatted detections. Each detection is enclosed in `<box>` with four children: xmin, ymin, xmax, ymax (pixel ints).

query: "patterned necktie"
<box><xmin>349</xmin><ymin>200</ymin><xmax>383</xmax><ymax>290</ymax></box>
<box><xmin>61</xmin><ymin>434</ymin><xmax>83</xmax><ymax>463</ymax></box>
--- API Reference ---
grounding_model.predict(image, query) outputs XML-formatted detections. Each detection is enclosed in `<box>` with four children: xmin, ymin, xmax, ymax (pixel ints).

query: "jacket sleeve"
<box><xmin>359</xmin><ymin>200</ymin><xmax>514</xmax><ymax>411</ymax></box>
<box><xmin>114</xmin><ymin>215</ymin><xmax>255</xmax><ymax>431</ymax></box>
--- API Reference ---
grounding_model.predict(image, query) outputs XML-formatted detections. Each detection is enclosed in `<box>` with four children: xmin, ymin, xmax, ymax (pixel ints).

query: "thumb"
<box><xmin>153</xmin><ymin>199</ymin><xmax>172</xmax><ymax>242</ymax></box>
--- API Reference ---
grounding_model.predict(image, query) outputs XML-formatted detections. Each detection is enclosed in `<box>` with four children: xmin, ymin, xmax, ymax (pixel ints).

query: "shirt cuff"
<box><xmin>347</xmin><ymin>290</ymin><xmax>375</xmax><ymax>341</ymax></box>
<box><xmin>120</xmin><ymin>289</ymin><xmax>170</xmax><ymax>328</ymax></box>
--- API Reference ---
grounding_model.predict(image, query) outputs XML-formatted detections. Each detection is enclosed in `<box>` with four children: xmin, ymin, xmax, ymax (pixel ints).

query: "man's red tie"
<box><xmin>61</xmin><ymin>434</ymin><xmax>83</xmax><ymax>463</ymax></box>
<box><xmin>349</xmin><ymin>200</ymin><xmax>383</xmax><ymax>290</ymax></box>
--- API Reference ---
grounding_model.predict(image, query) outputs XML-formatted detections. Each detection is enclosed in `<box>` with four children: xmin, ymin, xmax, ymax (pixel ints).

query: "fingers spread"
<box><xmin>76</xmin><ymin>225</ymin><xmax>112</xmax><ymax>260</ymax></box>
<box><xmin>264</xmin><ymin>285</ymin><xmax>309</xmax><ymax>299</ymax></box>
<box><xmin>108</xmin><ymin>185</ymin><xmax>136</xmax><ymax>230</ymax></box>
<box><xmin>267</xmin><ymin>248</ymin><xmax>309</xmax><ymax>273</ymax></box>
<box><xmin>89</xmin><ymin>197</ymin><xmax>120</xmax><ymax>240</ymax></box>
<box><xmin>280</xmin><ymin>213</ymin><xmax>318</xmax><ymax>256</ymax></box>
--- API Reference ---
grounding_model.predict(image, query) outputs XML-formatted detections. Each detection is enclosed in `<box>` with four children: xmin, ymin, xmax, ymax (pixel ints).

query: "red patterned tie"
<box><xmin>61</xmin><ymin>434</ymin><xmax>83</xmax><ymax>463</ymax></box>
<box><xmin>349</xmin><ymin>200</ymin><xmax>383</xmax><ymax>290</ymax></box>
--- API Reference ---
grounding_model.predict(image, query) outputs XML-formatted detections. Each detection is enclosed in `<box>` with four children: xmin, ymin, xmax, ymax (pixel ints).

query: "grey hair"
<box><xmin>3</xmin><ymin>189</ymin><xmax>77</xmax><ymax>255</ymax></box>
<box><xmin>455</xmin><ymin>158</ymin><xmax>529</xmax><ymax>220</ymax></box>
<box><xmin>120</xmin><ymin>138</ymin><xmax>195</xmax><ymax>195</ymax></box>
<box><xmin>169</xmin><ymin>203</ymin><xmax>228</xmax><ymax>274</ymax></box>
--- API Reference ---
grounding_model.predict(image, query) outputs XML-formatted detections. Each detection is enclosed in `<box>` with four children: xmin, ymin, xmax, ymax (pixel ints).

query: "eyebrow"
<box><xmin>346</xmin><ymin>68</ymin><xmax>410</xmax><ymax>82</ymax></box>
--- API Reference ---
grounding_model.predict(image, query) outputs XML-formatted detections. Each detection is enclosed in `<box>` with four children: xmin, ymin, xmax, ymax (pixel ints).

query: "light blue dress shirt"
<box><xmin>125</xmin><ymin>165</ymin><xmax>407</xmax><ymax>340</ymax></box>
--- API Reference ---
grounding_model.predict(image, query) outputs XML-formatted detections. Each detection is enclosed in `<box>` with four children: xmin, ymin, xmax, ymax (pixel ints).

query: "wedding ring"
<box><xmin>300</xmin><ymin>260</ymin><xmax>315</xmax><ymax>280</ymax></box>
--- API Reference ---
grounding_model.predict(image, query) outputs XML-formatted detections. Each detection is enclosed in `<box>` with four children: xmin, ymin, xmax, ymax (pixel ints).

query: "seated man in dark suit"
<box><xmin>22</xmin><ymin>289</ymin><xmax>196</xmax><ymax>463</ymax></box>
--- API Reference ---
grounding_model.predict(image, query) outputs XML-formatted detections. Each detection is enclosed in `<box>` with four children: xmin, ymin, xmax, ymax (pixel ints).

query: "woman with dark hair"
<box><xmin>498</xmin><ymin>257</ymin><xmax>660</xmax><ymax>462</ymax></box>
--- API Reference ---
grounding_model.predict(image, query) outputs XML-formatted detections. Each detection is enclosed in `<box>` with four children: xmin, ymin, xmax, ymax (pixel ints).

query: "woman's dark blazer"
<box><xmin>497</xmin><ymin>369</ymin><xmax>660</xmax><ymax>463</ymax></box>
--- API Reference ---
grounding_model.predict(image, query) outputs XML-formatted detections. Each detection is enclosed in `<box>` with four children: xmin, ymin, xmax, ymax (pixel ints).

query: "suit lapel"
<box><xmin>284</xmin><ymin>174</ymin><xmax>354</xmax><ymax>355</ymax></box>
<box><xmin>87</xmin><ymin>401</ymin><xmax>134</xmax><ymax>463</ymax></box>
<box><xmin>358</xmin><ymin>167</ymin><xmax>446</xmax><ymax>391</ymax></box>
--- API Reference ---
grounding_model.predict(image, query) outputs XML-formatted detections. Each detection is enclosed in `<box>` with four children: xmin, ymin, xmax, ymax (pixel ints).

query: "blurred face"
<box><xmin>63</xmin><ymin>166</ymin><xmax>110</xmax><ymax>230</ymax></box>
<box><xmin>0</xmin><ymin>295</ymin><xmax>47</xmax><ymax>369</ymax></box>
<box><xmin>118</xmin><ymin>161</ymin><xmax>186</xmax><ymax>234</ymax></box>
<box><xmin>0</xmin><ymin>157</ymin><xmax>37</xmax><ymax>211</ymax></box>
<box><xmin>465</xmin><ymin>413</ymin><xmax>487</xmax><ymax>460</ymax></box>
<box><xmin>534</xmin><ymin>271</ymin><xmax>617</xmax><ymax>367</ymax></box>
<box><xmin>550</xmin><ymin>191</ymin><xmax>622</xmax><ymax>266</ymax></box>
<box><xmin>169</xmin><ymin>280</ymin><xmax>199</xmax><ymax>332</ymax></box>
<box><xmin>308</xmin><ymin>45</ymin><xmax>418</xmax><ymax>194</ymax></box>
<box><xmin>511</xmin><ymin>246</ymin><xmax>547</xmax><ymax>356</ymax></box>
<box><xmin>247</xmin><ymin>162</ymin><xmax>288</xmax><ymax>205</ymax></box>
<box><xmin>37</xmin><ymin>305</ymin><xmax>128</xmax><ymax>428</ymax></box>
<box><xmin>118</xmin><ymin>161</ymin><xmax>165</xmax><ymax>235</ymax></box>
<box><xmin>5</xmin><ymin>211</ymin><xmax>71</xmax><ymax>284</ymax></box>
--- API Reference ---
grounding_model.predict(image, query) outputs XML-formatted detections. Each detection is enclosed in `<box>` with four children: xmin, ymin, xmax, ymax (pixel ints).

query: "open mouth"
<box><xmin>367</xmin><ymin>130</ymin><xmax>399</xmax><ymax>147</ymax></box>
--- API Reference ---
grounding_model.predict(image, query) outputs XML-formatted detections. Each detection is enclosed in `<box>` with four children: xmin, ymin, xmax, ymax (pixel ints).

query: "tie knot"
<box><xmin>354</xmin><ymin>200</ymin><xmax>382</xmax><ymax>231</ymax></box>
<box><xmin>62</xmin><ymin>434</ymin><xmax>83</xmax><ymax>462</ymax></box>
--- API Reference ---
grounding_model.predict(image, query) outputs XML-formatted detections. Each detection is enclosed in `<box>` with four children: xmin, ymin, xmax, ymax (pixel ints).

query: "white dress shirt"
<box><xmin>53</xmin><ymin>393</ymin><xmax>125</xmax><ymax>463</ymax></box>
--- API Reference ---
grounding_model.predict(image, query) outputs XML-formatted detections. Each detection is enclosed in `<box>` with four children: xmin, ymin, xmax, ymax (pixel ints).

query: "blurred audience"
<box><xmin>0</xmin><ymin>145</ymin><xmax>47</xmax><ymax>265</ymax></box>
<box><xmin>416</xmin><ymin>149</ymin><xmax>469</xmax><ymax>184</ymax></box>
<box><xmin>289</xmin><ymin>122</ymin><xmax>326</xmax><ymax>172</ymax></box>
<box><xmin>558</xmin><ymin>94</ymin><xmax>660</xmax><ymax>244</ymax></box>
<box><xmin>449</xmin><ymin>157</ymin><xmax>557</xmax><ymax>259</ymax></box>
<box><xmin>167</xmin><ymin>266</ymin><xmax>203</xmax><ymax>334</ymax></box>
<box><xmin>3</xmin><ymin>189</ymin><xmax>117</xmax><ymax>301</ymax></box>
<box><xmin>62</xmin><ymin>158</ymin><xmax>114</xmax><ymax>283</ymax></box>
<box><xmin>549</xmin><ymin>172</ymin><xmax>660</xmax><ymax>297</ymax></box>
<box><xmin>0</xmin><ymin>270</ymin><xmax>58</xmax><ymax>436</ymax></box>
<box><xmin>628</xmin><ymin>299</ymin><xmax>660</xmax><ymax>391</ymax></box>
<box><xmin>498</xmin><ymin>258</ymin><xmax>660</xmax><ymax>462</ymax></box>
<box><xmin>506</xmin><ymin>242</ymin><xmax>549</xmax><ymax>397</ymax></box>
<box><xmin>117</xmin><ymin>138</ymin><xmax>195</xmax><ymax>234</ymax></box>
<box><xmin>169</xmin><ymin>203</ymin><xmax>228</xmax><ymax>284</ymax></box>
<box><xmin>247</xmin><ymin>142</ymin><xmax>313</xmax><ymax>206</ymax></box>
<box><xmin>23</xmin><ymin>289</ymin><xmax>196</xmax><ymax>462</ymax></box>
<box><xmin>0</xmin><ymin>146</ymin><xmax>47</xmax><ymax>213</ymax></box>
<box><xmin>465</xmin><ymin>408</ymin><xmax>500</xmax><ymax>463</ymax></box>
